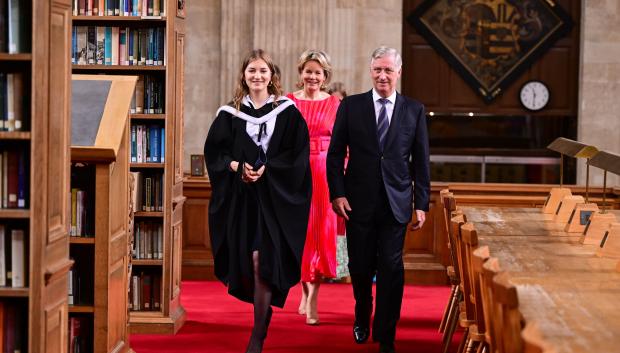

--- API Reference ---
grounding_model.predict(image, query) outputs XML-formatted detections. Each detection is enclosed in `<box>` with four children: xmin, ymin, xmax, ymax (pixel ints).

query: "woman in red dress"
<box><xmin>287</xmin><ymin>50</ymin><xmax>340</xmax><ymax>325</ymax></box>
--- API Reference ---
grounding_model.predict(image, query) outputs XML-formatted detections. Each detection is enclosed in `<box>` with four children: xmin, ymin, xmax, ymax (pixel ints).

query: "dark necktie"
<box><xmin>377</xmin><ymin>98</ymin><xmax>389</xmax><ymax>151</ymax></box>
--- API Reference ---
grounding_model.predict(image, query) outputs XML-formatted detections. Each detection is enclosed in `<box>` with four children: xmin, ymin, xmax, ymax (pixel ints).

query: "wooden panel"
<box><xmin>47</xmin><ymin>5</ymin><xmax>71</xmax><ymax>244</ymax></box>
<box><xmin>403</xmin><ymin>0</ymin><xmax>581</xmax><ymax>116</ymax></box>
<box><xmin>181</xmin><ymin>178</ymin><xmax>215</xmax><ymax>280</ymax></box>
<box><xmin>171</xmin><ymin>205</ymin><xmax>183</xmax><ymax>298</ymax></box>
<box><xmin>182</xmin><ymin>178</ymin><xmax>215</xmax><ymax>280</ymax></box>
<box><xmin>403</xmin><ymin>45</ymin><xmax>440</xmax><ymax>106</ymax></box>
<box><xmin>173</xmin><ymin>30</ymin><xmax>185</xmax><ymax>185</ymax></box>
<box><xmin>44</xmin><ymin>300</ymin><xmax>67</xmax><ymax>353</ymax></box>
<box><xmin>540</xmin><ymin>47</ymin><xmax>571</xmax><ymax>110</ymax></box>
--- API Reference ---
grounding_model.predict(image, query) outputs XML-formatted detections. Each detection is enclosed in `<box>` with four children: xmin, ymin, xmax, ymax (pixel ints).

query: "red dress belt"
<box><xmin>309</xmin><ymin>136</ymin><xmax>331</xmax><ymax>154</ymax></box>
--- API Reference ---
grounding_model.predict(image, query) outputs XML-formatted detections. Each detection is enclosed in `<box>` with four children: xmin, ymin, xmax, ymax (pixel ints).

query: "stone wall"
<box><xmin>578</xmin><ymin>0</ymin><xmax>620</xmax><ymax>187</ymax></box>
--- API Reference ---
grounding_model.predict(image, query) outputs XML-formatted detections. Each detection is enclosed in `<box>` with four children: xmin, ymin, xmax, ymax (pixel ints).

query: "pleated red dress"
<box><xmin>287</xmin><ymin>93</ymin><xmax>340</xmax><ymax>282</ymax></box>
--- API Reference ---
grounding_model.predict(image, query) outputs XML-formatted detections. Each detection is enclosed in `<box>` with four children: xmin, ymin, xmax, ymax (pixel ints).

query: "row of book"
<box><xmin>133</xmin><ymin>221</ymin><xmax>163</xmax><ymax>260</ymax></box>
<box><xmin>70</xmin><ymin>188</ymin><xmax>94</xmax><ymax>237</ymax></box>
<box><xmin>0</xmin><ymin>300</ymin><xmax>26</xmax><ymax>353</ymax></box>
<box><xmin>130</xmin><ymin>74</ymin><xmax>164</xmax><ymax>114</ymax></box>
<box><xmin>0</xmin><ymin>148</ymin><xmax>27</xmax><ymax>209</ymax></box>
<box><xmin>132</xmin><ymin>171</ymin><xmax>163</xmax><ymax>212</ymax></box>
<box><xmin>0</xmin><ymin>0</ymin><xmax>30</xmax><ymax>53</ymax></box>
<box><xmin>131</xmin><ymin>124</ymin><xmax>165</xmax><ymax>163</ymax></box>
<box><xmin>72</xmin><ymin>26</ymin><xmax>165</xmax><ymax>66</ymax></box>
<box><xmin>73</xmin><ymin>0</ymin><xmax>165</xmax><ymax>17</ymax></box>
<box><xmin>0</xmin><ymin>72</ymin><xmax>26</xmax><ymax>132</ymax></box>
<box><xmin>67</xmin><ymin>255</ymin><xmax>94</xmax><ymax>306</ymax></box>
<box><xmin>129</xmin><ymin>272</ymin><xmax>161</xmax><ymax>311</ymax></box>
<box><xmin>68</xmin><ymin>316</ymin><xmax>92</xmax><ymax>353</ymax></box>
<box><xmin>0</xmin><ymin>225</ymin><xmax>25</xmax><ymax>288</ymax></box>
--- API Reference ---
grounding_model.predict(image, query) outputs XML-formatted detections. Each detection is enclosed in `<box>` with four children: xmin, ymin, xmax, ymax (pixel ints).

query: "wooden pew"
<box><xmin>438</xmin><ymin>189</ymin><xmax>457</xmax><ymax>334</ymax></box>
<box><xmin>460</xmin><ymin>223</ymin><xmax>487</xmax><ymax>353</ymax></box>
<box><xmin>480</xmin><ymin>257</ymin><xmax>502</xmax><ymax>353</ymax></box>
<box><xmin>492</xmin><ymin>272</ymin><xmax>523</xmax><ymax>353</ymax></box>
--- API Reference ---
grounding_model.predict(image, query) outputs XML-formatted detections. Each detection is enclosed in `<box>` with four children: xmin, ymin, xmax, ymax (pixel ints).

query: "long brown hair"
<box><xmin>232</xmin><ymin>49</ymin><xmax>283</xmax><ymax>111</ymax></box>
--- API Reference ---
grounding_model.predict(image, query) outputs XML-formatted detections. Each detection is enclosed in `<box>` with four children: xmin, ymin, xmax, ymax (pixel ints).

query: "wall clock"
<box><xmin>520</xmin><ymin>81</ymin><xmax>550</xmax><ymax>111</ymax></box>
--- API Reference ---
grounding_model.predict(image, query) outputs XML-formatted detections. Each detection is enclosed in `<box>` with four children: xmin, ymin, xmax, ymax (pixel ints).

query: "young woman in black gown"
<box><xmin>204</xmin><ymin>49</ymin><xmax>312</xmax><ymax>353</ymax></box>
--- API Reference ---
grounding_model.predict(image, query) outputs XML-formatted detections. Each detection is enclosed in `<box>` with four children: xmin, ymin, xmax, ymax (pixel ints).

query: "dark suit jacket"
<box><xmin>326</xmin><ymin>90</ymin><xmax>430</xmax><ymax>224</ymax></box>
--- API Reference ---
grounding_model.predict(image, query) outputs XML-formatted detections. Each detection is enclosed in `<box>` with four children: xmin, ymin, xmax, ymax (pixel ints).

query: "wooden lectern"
<box><xmin>70</xmin><ymin>75</ymin><xmax>137</xmax><ymax>353</ymax></box>
<box><xmin>543</xmin><ymin>137</ymin><xmax>598</xmax><ymax>215</ymax></box>
<box><xmin>582</xmin><ymin>151</ymin><xmax>620</xmax><ymax>246</ymax></box>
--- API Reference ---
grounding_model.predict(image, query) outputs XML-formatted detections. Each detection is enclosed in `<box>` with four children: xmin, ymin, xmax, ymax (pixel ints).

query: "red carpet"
<box><xmin>131</xmin><ymin>281</ymin><xmax>461</xmax><ymax>353</ymax></box>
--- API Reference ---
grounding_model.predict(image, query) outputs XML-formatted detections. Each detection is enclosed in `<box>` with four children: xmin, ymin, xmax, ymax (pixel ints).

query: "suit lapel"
<box><xmin>384</xmin><ymin>93</ymin><xmax>404</xmax><ymax>152</ymax></box>
<box><xmin>364</xmin><ymin>90</ymin><xmax>380</xmax><ymax>151</ymax></box>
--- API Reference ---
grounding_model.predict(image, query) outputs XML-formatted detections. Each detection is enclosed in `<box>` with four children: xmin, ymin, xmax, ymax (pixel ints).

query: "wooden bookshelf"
<box><xmin>0</xmin><ymin>1</ymin><xmax>73</xmax><ymax>353</ymax></box>
<box><xmin>131</xmin><ymin>113</ymin><xmax>166</xmax><ymax>120</ymax></box>
<box><xmin>70</xmin><ymin>74</ymin><xmax>136</xmax><ymax>353</ymax></box>
<box><xmin>0</xmin><ymin>131</ymin><xmax>31</xmax><ymax>139</ymax></box>
<box><xmin>0</xmin><ymin>209</ymin><xmax>30</xmax><ymax>219</ymax></box>
<box><xmin>0</xmin><ymin>287</ymin><xmax>30</xmax><ymax>297</ymax></box>
<box><xmin>73</xmin><ymin>15</ymin><xmax>167</xmax><ymax>22</ymax></box>
<box><xmin>71</xmin><ymin>0</ymin><xmax>186</xmax><ymax>335</ymax></box>
<box><xmin>72</xmin><ymin>64</ymin><xmax>166</xmax><ymax>71</ymax></box>
<box><xmin>0</xmin><ymin>53</ymin><xmax>32</xmax><ymax>61</ymax></box>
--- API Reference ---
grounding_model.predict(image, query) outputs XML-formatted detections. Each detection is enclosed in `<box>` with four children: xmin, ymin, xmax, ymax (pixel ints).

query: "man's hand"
<box><xmin>331</xmin><ymin>197</ymin><xmax>352</xmax><ymax>220</ymax></box>
<box><xmin>241</xmin><ymin>162</ymin><xmax>265</xmax><ymax>183</ymax></box>
<box><xmin>410</xmin><ymin>209</ymin><xmax>426</xmax><ymax>230</ymax></box>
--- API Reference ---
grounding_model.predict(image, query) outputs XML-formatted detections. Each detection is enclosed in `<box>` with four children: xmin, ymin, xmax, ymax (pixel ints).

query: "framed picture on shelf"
<box><xmin>177</xmin><ymin>0</ymin><xmax>186</xmax><ymax>18</ymax></box>
<box><xmin>407</xmin><ymin>0</ymin><xmax>573</xmax><ymax>102</ymax></box>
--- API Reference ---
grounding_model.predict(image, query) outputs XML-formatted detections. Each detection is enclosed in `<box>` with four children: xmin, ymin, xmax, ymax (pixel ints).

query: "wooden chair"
<box><xmin>459</xmin><ymin>225</ymin><xmax>489</xmax><ymax>353</ymax></box>
<box><xmin>449</xmin><ymin>214</ymin><xmax>477</xmax><ymax>353</ymax></box>
<box><xmin>442</xmin><ymin>210</ymin><xmax>468</xmax><ymax>353</ymax></box>
<box><xmin>521</xmin><ymin>321</ymin><xmax>558</xmax><ymax>353</ymax></box>
<box><xmin>492</xmin><ymin>271</ymin><xmax>524</xmax><ymax>353</ymax></box>
<box><xmin>471</xmin><ymin>246</ymin><xmax>490</xmax><ymax>353</ymax></box>
<box><xmin>439</xmin><ymin>190</ymin><xmax>458</xmax><ymax>333</ymax></box>
<box><xmin>480</xmin><ymin>257</ymin><xmax>502</xmax><ymax>353</ymax></box>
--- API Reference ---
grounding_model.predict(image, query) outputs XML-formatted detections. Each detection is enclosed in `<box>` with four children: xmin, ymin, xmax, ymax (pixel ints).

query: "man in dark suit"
<box><xmin>326</xmin><ymin>46</ymin><xmax>430</xmax><ymax>353</ymax></box>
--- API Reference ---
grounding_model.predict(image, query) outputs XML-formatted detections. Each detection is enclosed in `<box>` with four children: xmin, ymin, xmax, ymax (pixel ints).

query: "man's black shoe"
<box><xmin>353</xmin><ymin>325</ymin><xmax>370</xmax><ymax>344</ymax></box>
<box><xmin>379</xmin><ymin>342</ymin><xmax>395</xmax><ymax>353</ymax></box>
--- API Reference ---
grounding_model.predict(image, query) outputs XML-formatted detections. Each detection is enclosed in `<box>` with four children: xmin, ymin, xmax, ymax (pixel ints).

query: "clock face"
<box><xmin>520</xmin><ymin>81</ymin><xmax>550</xmax><ymax>111</ymax></box>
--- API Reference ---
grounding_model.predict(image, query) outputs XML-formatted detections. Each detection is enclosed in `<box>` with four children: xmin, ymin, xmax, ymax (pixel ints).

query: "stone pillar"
<box><xmin>578</xmin><ymin>0</ymin><xmax>620</xmax><ymax>187</ymax></box>
<box><xmin>184</xmin><ymin>0</ymin><xmax>222</xmax><ymax>170</ymax></box>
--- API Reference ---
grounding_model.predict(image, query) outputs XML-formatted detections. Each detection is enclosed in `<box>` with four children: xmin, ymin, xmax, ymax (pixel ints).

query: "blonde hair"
<box><xmin>232</xmin><ymin>49</ymin><xmax>283</xmax><ymax>111</ymax></box>
<box><xmin>296</xmin><ymin>49</ymin><xmax>333</xmax><ymax>89</ymax></box>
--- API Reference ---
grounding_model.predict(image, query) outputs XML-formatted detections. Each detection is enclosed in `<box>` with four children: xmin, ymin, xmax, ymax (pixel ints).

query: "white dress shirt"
<box><xmin>372</xmin><ymin>89</ymin><xmax>397</xmax><ymax>125</ymax></box>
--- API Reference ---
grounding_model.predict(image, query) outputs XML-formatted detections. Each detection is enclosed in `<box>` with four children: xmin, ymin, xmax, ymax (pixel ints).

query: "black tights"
<box><xmin>245</xmin><ymin>250</ymin><xmax>273</xmax><ymax>353</ymax></box>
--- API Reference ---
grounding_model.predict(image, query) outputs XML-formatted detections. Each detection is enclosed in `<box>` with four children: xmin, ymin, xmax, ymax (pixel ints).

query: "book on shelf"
<box><xmin>133</xmin><ymin>221</ymin><xmax>162</xmax><ymax>259</ymax></box>
<box><xmin>0</xmin><ymin>148</ymin><xmax>29</xmax><ymax>209</ymax></box>
<box><xmin>131</xmin><ymin>124</ymin><xmax>165</xmax><ymax>163</ymax></box>
<box><xmin>0</xmin><ymin>225</ymin><xmax>26</xmax><ymax>288</ymax></box>
<box><xmin>68</xmin><ymin>316</ymin><xmax>91</xmax><ymax>353</ymax></box>
<box><xmin>70</xmin><ymin>187</ymin><xmax>94</xmax><ymax>237</ymax></box>
<box><xmin>0</xmin><ymin>225</ymin><xmax>4</xmax><ymax>287</ymax></box>
<box><xmin>1</xmin><ymin>300</ymin><xmax>26</xmax><ymax>352</ymax></box>
<box><xmin>0</xmin><ymin>0</ymin><xmax>31</xmax><ymax>54</ymax></box>
<box><xmin>72</xmin><ymin>26</ymin><xmax>165</xmax><ymax>66</ymax></box>
<box><xmin>132</xmin><ymin>172</ymin><xmax>163</xmax><ymax>212</ymax></box>
<box><xmin>73</xmin><ymin>0</ymin><xmax>166</xmax><ymax>17</ymax></box>
<box><xmin>0</xmin><ymin>72</ymin><xmax>27</xmax><ymax>132</ymax></box>
<box><xmin>68</xmin><ymin>265</ymin><xmax>74</xmax><ymax>305</ymax></box>
<box><xmin>130</xmin><ymin>74</ymin><xmax>164</xmax><ymax>114</ymax></box>
<box><xmin>129</xmin><ymin>271</ymin><xmax>161</xmax><ymax>311</ymax></box>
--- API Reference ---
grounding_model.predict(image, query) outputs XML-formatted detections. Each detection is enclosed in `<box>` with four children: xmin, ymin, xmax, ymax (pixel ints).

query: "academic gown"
<box><xmin>204</xmin><ymin>98</ymin><xmax>311</xmax><ymax>308</ymax></box>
